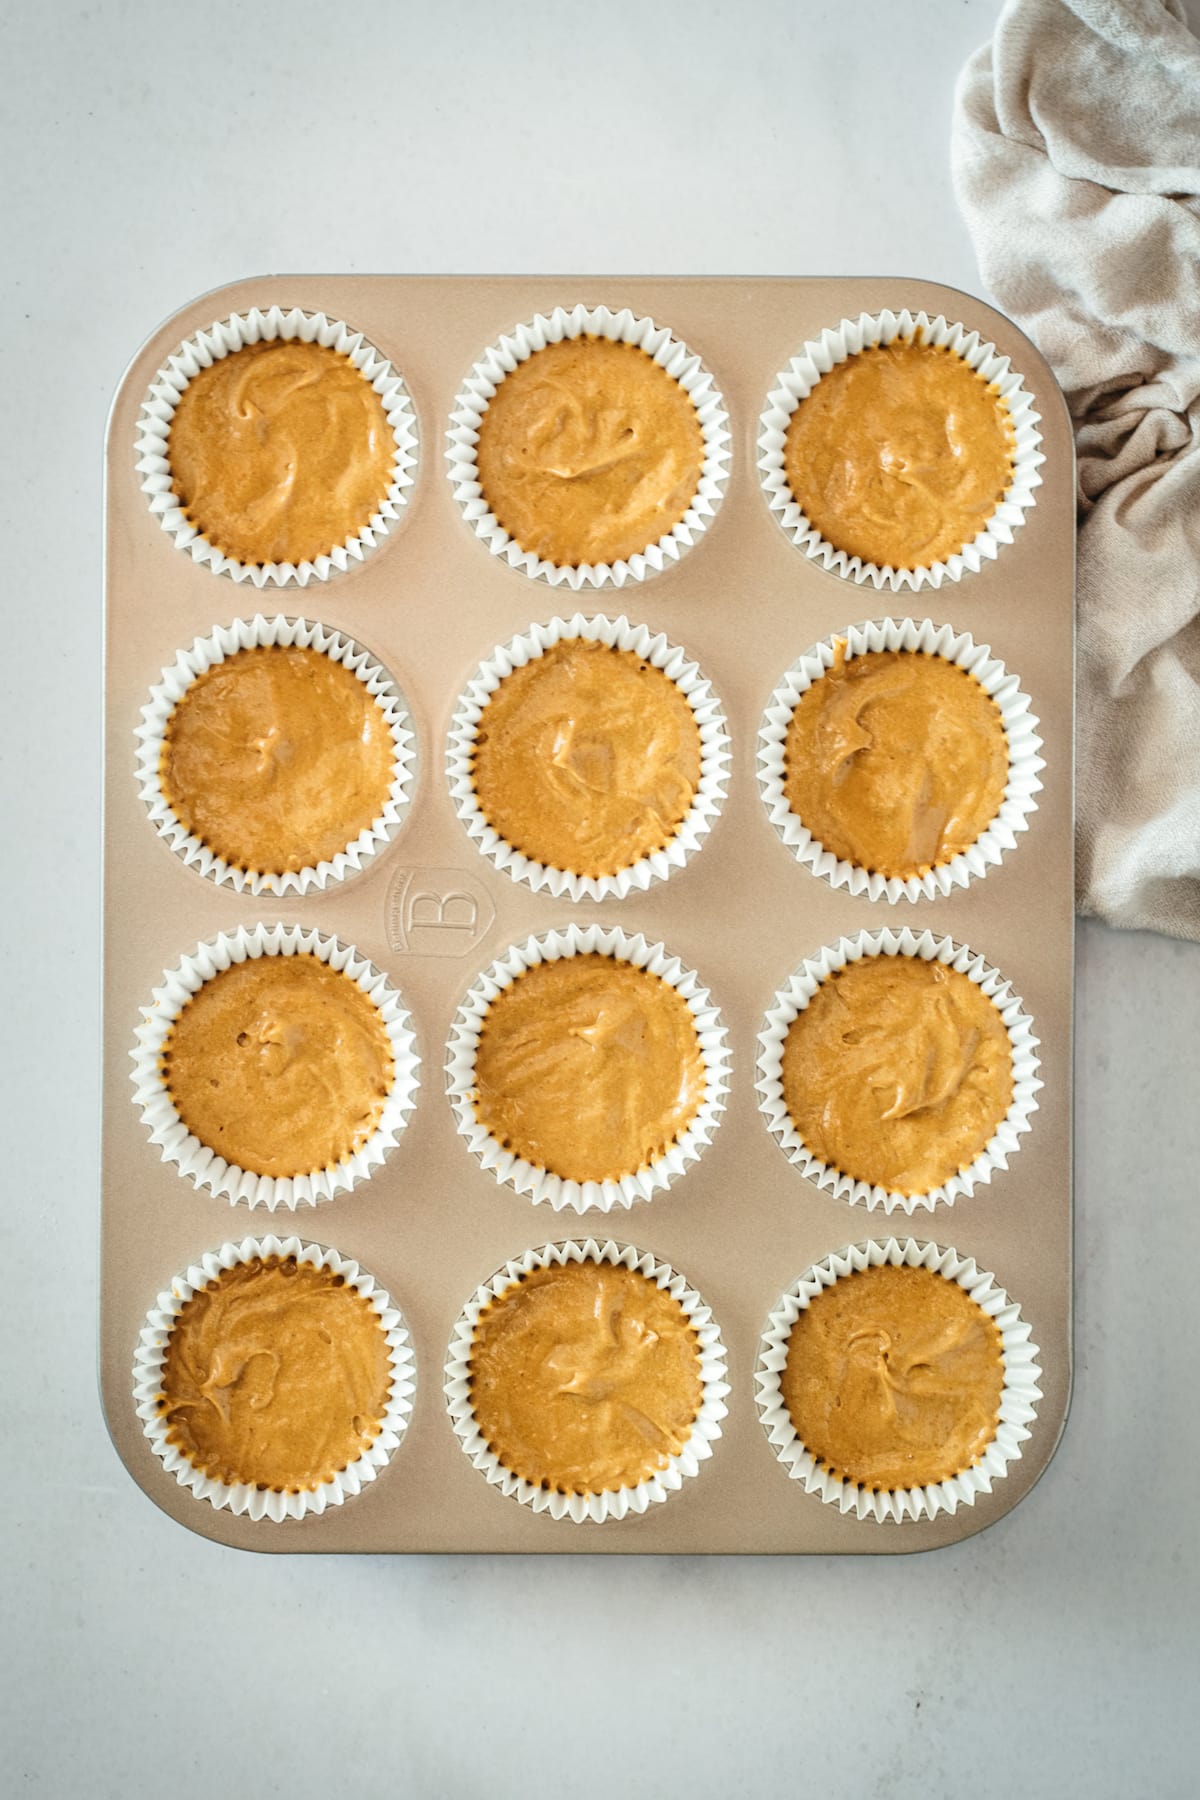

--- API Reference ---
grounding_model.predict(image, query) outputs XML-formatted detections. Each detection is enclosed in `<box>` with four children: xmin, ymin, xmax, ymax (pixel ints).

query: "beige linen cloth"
<box><xmin>953</xmin><ymin>0</ymin><xmax>1200</xmax><ymax>940</ymax></box>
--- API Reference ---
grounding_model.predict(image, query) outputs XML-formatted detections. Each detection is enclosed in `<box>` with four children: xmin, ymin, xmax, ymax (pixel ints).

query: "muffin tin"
<box><xmin>101</xmin><ymin>276</ymin><xmax>1074</xmax><ymax>1554</ymax></box>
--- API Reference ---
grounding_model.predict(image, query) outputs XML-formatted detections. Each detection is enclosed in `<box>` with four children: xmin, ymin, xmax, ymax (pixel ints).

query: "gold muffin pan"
<box><xmin>101</xmin><ymin>276</ymin><xmax>1074</xmax><ymax>1554</ymax></box>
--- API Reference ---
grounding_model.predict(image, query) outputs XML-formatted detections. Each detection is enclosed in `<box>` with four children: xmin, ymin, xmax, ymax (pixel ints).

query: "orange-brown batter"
<box><xmin>781</xmin><ymin>1263</ymin><xmax>1004</xmax><ymax>1489</ymax></box>
<box><xmin>163</xmin><ymin>954</ymin><xmax>393</xmax><ymax>1178</ymax></box>
<box><xmin>168</xmin><ymin>339</ymin><xmax>396</xmax><ymax>566</ymax></box>
<box><xmin>780</xmin><ymin>956</ymin><xmax>1013</xmax><ymax>1194</ymax></box>
<box><xmin>471</xmin><ymin>639</ymin><xmax>702</xmax><ymax>877</ymax></box>
<box><xmin>158</xmin><ymin>1255</ymin><xmax>391</xmax><ymax>1491</ymax></box>
<box><xmin>160</xmin><ymin>644</ymin><xmax>396</xmax><ymax>874</ymax></box>
<box><xmin>476</xmin><ymin>337</ymin><xmax>704</xmax><ymax>566</ymax></box>
<box><xmin>471</xmin><ymin>954</ymin><xmax>705</xmax><ymax>1183</ymax></box>
<box><xmin>783</xmin><ymin>646</ymin><xmax>1008</xmax><ymax>879</ymax></box>
<box><xmin>783</xmin><ymin>340</ymin><xmax>1014</xmax><ymax>569</ymax></box>
<box><xmin>468</xmin><ymin>1261</ymin><xmax>703</xmax><ymax>1493</ymax></box>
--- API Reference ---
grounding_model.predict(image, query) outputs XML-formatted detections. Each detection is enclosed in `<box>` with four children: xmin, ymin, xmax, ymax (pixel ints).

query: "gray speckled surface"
<box><xmin>2</xmin><ymin>0</ymin><xmax>1197</xmax><ymax>1793</ymax></box>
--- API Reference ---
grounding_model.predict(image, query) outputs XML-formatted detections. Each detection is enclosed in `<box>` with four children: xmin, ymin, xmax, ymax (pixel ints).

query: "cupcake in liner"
<box><xmin>446</xmin><ymin>612</ymin><xmax>731</xmax><ymax>902</ymax></box>
<box><xmin>757</xmin><ymin>617</ymin><xmax>1044</xmax><ymax>903</ymax></box>
<box><xmin>135</xmin><ymin>305</ymin><xmax>419</xmax><ymax>587</ymax></box>
<box><xmin>757</xmin><ymin>927</ymin><xmax>1041</xmax><ymax>1214</ymax></box>
<box><xmin>136</xmin><ymin>613</ymin><xmax>418</xmax><ymax>897</ymax></box>
<box><xmin>445</xmin><ymin>304</ymin><xmax>731</xmax><ymax>589</ymax></box>
<box><xmin>446</xmin><ymin>924</ymin><xmax>730</xmax><ymax>1213</ymax></box>
<box><xmin>133</xmin><ymin>1233</ymin><xmax>415</xmax><ymax>1522</ymax></box>
<box><xmin>131</xmin><ymin>922</ymin><xmax>420</xmax><ymax>1210</ymax></box>
<box><xmin>758</xmin><ymin>309</ymin><xmax>1044</xmax><ymax>591</ymax></box>
<box><xmin>755</xmin><ymin>1235</ymin><xmax>1042</xmax><ymax>1524</ymax></box>
<box><xmin>444</xmin><ymin>1237</ymin><xmax>729</xmax><ymax>1524</ymax></box>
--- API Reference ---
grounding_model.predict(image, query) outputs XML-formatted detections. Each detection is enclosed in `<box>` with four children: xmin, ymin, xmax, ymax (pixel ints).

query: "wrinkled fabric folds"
<box><xmin>953</xmin><ymin>0</ymin><xmax>1200</xmax><ymax>939</ymax></box>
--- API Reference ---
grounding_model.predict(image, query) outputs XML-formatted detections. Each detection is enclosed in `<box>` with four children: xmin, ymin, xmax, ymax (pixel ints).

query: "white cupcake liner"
<box><xmin>758</xmin><ymin>309</ymin><xmax>1044</xmax><ymax>591</ymax></box>
<box><xmin>134</xmin><ymin>1233</ymin><xmax>415</xmax><ymax>1523</ymax></box>
<box><xmin>757</xmin><ymin>927</ymin><xmax>1041</xmax><ymax>1214</ymax></box>
<box><xmin>755</xmin><ymin>1235</ymin><xmax>1042</xmax><ymax>1524</ymax></box>
<box><xmin>135</xmin><ymin>305</ymin><xmax>419</xmax><ymax>587</ymax></box>
<box><xmin>447</xmin><ymin>612</ymin><xmax>731</xmax><ymax>902</ymax></box>
<box><xmin>757</xmin><ymin>617</ymin><xmax>1044</xmax><ymax>903</ymax></box>
<box><xmin>135</xmin><ymin>614</ymin><xmax>418</xmax><ymax>897</ymax></box>
<box><xmin>445</xmin><ymin>304</ymin><xmax>731</xmax><ymax>589</ymax></box>
<box><xmin>446</xmin><ymin>924</ymin><xmax>730</xmax><ymax>1213</ymax></box>
<box><xmin>445</xmin><ymin>1237</ymin><xmax>729</xmax><ymax>1524</ymax></box>
<box><xmin>131</xmin><ymin>923</ymin><xmax>420</xmax><ymax>1210</ymax></box>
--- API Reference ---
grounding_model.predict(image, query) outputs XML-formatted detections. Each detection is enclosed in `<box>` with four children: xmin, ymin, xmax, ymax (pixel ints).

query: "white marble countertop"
<box><xmin>2</xmin><ymin>0</ymin><xmax>1197</xmax><ymax>1793</ymax></box>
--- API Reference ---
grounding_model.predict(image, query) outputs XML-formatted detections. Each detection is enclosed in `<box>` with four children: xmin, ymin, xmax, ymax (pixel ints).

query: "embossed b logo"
<box><xmin>385</xmin><ymin>867</ymin><xmax>495</xmax><ymax>957</ymax></box>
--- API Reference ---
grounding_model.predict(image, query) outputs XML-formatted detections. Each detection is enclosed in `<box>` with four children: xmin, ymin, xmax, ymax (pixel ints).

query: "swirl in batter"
<box><xmin>781</xmin><ymin>1263</ymin><xmax>1004</xmax><ymax>1490</ymax></box>
<box><xmin>159</xmin><ymin>1256</ymin><xmax>391</xmax><ymax>1491</ymax></box>
<box><xmin>476</xmin><ymin>337</ymin><xmax>704</xmax><ymax>566</ymax></box>
<box><xmin>783</xmin><ymin>646</ymin><xmax>1008</xmax><ymax>880</ymax></box>
<box><xmin>469</xmin><ymin>1261</ymin><xmax>703</xmax><ymax>1493</ymax></box>
<box><xmin>471</xmin><ymin>954</ymin><xmax>705</xmax><ymax>1183</ymax></box>
<box><xmin>470</xmin><ymin>638</ymin><xmax>702</xmax><ymax>878</ymax></box>
<box><xmin>163</xmin><ymin>953</ymin><xmax>393</xmax><ymax>1178</ymax></box>
<box><xmin>167</xmin><ymin>339</ymin><xmax>396</xmax><ymax>566</ymax></box>
<box><xmin>161</xmin><ymin>644</ymin><xmax>396</xmax><ymax>874</ymax></box>
<box><xmin>783</xmin><ymin>340</ymin><xmax>1014</xmax><ymax>569</ymax></box>
<box><xmin>780</xmin><ymin>955</ymin><xmax>1013</xmax><ymax>1195</ymax></box>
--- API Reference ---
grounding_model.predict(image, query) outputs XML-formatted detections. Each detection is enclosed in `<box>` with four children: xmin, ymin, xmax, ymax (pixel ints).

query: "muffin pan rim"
<box><xmin>102</xmin><ymin>273</ymin><xmax>1074</xmax><ymax>1555</ymax></box>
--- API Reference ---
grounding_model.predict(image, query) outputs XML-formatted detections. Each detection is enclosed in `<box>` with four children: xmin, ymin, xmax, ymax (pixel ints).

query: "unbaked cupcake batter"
<box><xmin>783</xmin><ymin>646</ymin><xmax>1008</xmax><ymax>879</ymax></box>
<box><xmin>163</xmin><ymin>953</ymin><xmax>393</xmax><ymax>1178</ymax></box>
<box><xmin>471</xmin><ymin>954</ymin><xmax>706</xmax><ymax>1184</ymax></box>
<box><xmin>470</xmin><ymin>638</ymin><xmax>702</xmax><ymax>878</ymax></box>
<box><xmin>468</xmin><ymin>1261</ymin><xmax>703</xmax><ymax>1493</ymax></box>
<box><xmin>167</xmin><ymin>339</ymin><xmax>396</xmax><ymax>566</ymax></box>
<box><xmin>781</xmin><ymin>1262</ymin><xmax>1004</xmax><ymax>1489</ymax></box>
<box><xmin>475</xmin><ymin>336</ymin><xmax>705</xmax><ymax>566</ymax></box>
<box><xmin>159</xmin><ymin>1255</ymin><xmax>391</xmax><ymax>1491</ymax></box>
<box><xmin>780</xmin><ymin>955</ymin><xmax>1013</xmax><ymax>1195</ymax></box>
<box><xmin>782</xmin><ymin>339</ymin><xmax>1014</xmax><ymax>569</ymax></box>
<box><xmin>161</xmin><ymin>644</ymin><xmax>396</xmax><ymax>874</ymax></box>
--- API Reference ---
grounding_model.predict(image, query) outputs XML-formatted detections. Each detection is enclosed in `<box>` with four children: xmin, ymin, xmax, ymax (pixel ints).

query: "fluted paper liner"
<box><xmin>757</xmin><ymin>617</ymin><xmax>1044</xmax><ymax>902</ymax></box>
<box><xmin>445</xmin><ymin>1238</ymin><xmax>729</xmax><ymax>1524</ymax></box>
<box><xmin>758</xmin><ymin>309</ymin><xmax>1043</xmax><ymax>590</ymax></box>
<box><xmin>446</xmin><ymin>304</ymin><xmax>731</xmax><ymax>589</ymax></box>
<box><xmin>131</xmin><ymin>923</ymin><xmax>420</xmax><ymax>1209</ymax></box>
<box><xmin>446</xmin><ymin>924</ymin><xmax>730</xmax><ymax>1212</ymax></box>
<box><xmin>133</xmin><ymin>1233</ymin><xmax>415</xmax><ymax>1522</ymax></box>
<box><xmin>757</xmin><ymin>927</ymin><xmax>1041</xmax><ymax>1214</ymax></box>
<box><xmin>447</xmin><ymin>612</ymin><xmax>731</xmax><ymax>901</ymax></box>
<box><xmin>135</xmin><ymin>305</ymin><xmax>419</xmax><ymax>587</ymax></box>
<box><xmin>755</xmin><ymin>1236</ymin><xmax>1042</xmax><ymax>1524</ymax></box>
<box><xmin>136</xmin><ymin>613</ymin><xmax>417</xmax><ymax>896</ymax></box>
